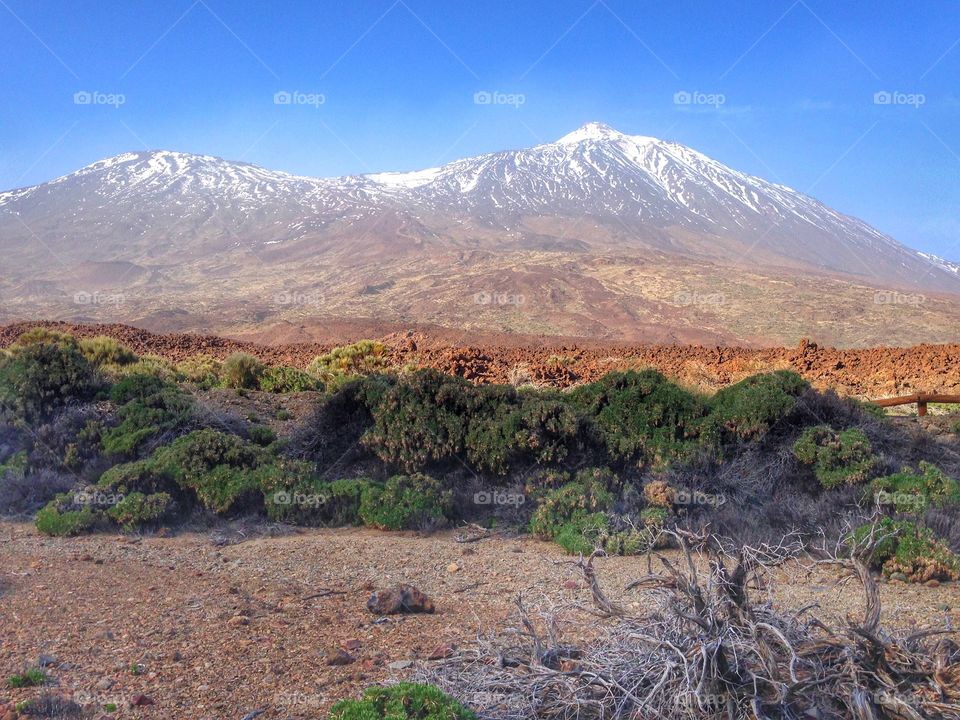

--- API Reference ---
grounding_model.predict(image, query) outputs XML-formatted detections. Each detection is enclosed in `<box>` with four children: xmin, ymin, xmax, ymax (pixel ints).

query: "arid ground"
<box><xmin>2</xmin><ymin>522</ymin><xmax>959</xmax><ymax>720</ymax></box>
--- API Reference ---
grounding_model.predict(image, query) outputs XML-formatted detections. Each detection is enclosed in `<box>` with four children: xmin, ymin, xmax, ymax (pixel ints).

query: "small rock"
<box><xmin>427</xmin><ymin>643</ymin><xmax>455</xmax><ymax>660</ymax></box>
<box><xmin>890</xmin><ymin>572</ymin><xmax>909</xmax><ymax>583</ymax></box>
<box><xmin>327</xmin><ymin>649</ymin><xmax>355</xmax><ymax>666</ymax></box>
<box><xmin>511</xmin><ymin>546</ymin><xmax>523</xmax><ymax>553</ymax></box>
<box><xmin>447</xmin><ymin>562</ymin><xmax>459</xmax><ymax>573</ymax></box>
<box><xmin>367</xmin><ymin>584</ymin><xmax>435</xmax><ymax>615</ymax></box>
<box><xmin>388</xmin><ymin>660</ymin><xmax>413</xmax><ymax>670</ymax></box>
<box><xmin>96</xmin><ymin>677</ymin><xmax>115</xmax><ymax>690</ymax></box>
<box><xmin>38</xmin><ymin>653</ymin><xmax>57</xmax><ymax>667</ymax></box>
<box><xmin>925</xmin><ymin>579</ymin><xmax>941</xmax><ymax>588</ymax></box>
<box><xmin>130</xmin><ymin>695</ymin><xmax>155</xmax><ymax>707</ymax></box>
<box><xmin>228</xmin><ymin>615</ymin><xmax>250</xmax><ymax>627</ymax></box>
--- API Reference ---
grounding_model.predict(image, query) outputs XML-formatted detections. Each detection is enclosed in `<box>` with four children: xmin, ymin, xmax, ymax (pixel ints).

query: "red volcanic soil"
<box><xmin>2</xmin><ymin>320</ymin><xmax>958</xmax><ymax>399</ymax></box>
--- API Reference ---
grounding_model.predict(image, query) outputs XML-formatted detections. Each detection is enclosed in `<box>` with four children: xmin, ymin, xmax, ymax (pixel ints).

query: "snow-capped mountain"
<box><xmin>1</xmin><ymin>122</ymin><xmax>958</xmax><ymax>345</ymax></box>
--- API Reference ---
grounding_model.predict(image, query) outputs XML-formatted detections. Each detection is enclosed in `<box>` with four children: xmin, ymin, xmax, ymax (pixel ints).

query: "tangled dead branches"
<box><xmin>425</xmin><ymin>527</ymin><xmax>960</xmax><ymax>720</ymax></box>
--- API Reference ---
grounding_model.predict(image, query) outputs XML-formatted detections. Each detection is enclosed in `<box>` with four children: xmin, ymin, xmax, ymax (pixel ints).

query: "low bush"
<box><xmin>569</xmin><ymin>370</ymin><xmax>708</xmax><ymax>467</ymax></box>
<box><xmin>359</xmin><ymin>474</ymin><xmax>452</xmax><ymax>530</ymax></box>
<box><xmin>6</xmin><ymin>668</ymin><xmax>45</xmax><ymax>689</ymax></box>
<box><xmin>176</xmin><ymin>354</ymin><xmax>222</xmax><ymax>388</ymax></box>
<box><xmin>151</xmin><ymin>429</ymin><xmax>264</xmax><ymax>513</ymax></box>
<box><xmin>106</xmin><ymin>491</ymin><xmax>172</xmax><ymax>530</ymax></box>
<box><xmin>529</xmin><ymin>469</ymin><xmax>615</xmax><ymax>540</ymax></box>
<box><xmin>101</xmin><ymin>375</ymin><xmax>194</xmax><ymax>457</ymax></box>
<box><xmin>247</xmin><ymin>425</ymin><xmax>277</xmax><ymax>447</ymax></box>
<box><xmin>79</xmin><ymin>336</ymin><xmax>138</xmax><ymax>367</ymax></box>
<box><xmin>856</xmin><ymin>518</ymin><xmax>960</xmax><ymax>583</ymax></box>
<box><xmin>708</xmin><ymin>370</ymin><xmax>808</xmax><ymax>440</ymax></box>
<box><xmin>0</xmin><ymin>333</ymin><xmax>99</xmax><ymax>422</ymax></box>
<box><xmin>308</xmin><ymin>340</ymin><xmax>388</xmax><ymax>389</ymax></box>
<box><xmin>258</xmin><ymin>366</ymin><xmax>321</xmax><ymax>393</ymax></box>
<box><xmin>35</xmin><ymin>493</ymin><xmax>100</xmax><ymax>536</ymax></box>
<box><xmin>871</xmin><ymin>462</ymin><xmax>960</xmax><ymax>514</ymax></box>
<box><xmin>221</xmin><ymin>353</ymin><xmax>265</xmax><ymax>390</ymax></box>
<box><xmin>264</xmin><ymin>476</ymin><xmax>372</xmax><ymax>526</ymax></box>
<box><xmin>360</xmin><ymin>370</ymin><xmax>470</xmax><ymax>471</ymax></box>
<box><xmin>793</xmin><ymin>425</ymin><xmax>877</xmax><ymax>488</ymax></box>
<box><xmin>329</xmin><ymin>682</ymin><xmax>476</xmax><ymax>720</ymax></box>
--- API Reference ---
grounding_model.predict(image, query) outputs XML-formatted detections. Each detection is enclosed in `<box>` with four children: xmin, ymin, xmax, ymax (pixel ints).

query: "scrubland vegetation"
<box><xmin>3</xmin><ymin>329</ymin><xmax>960</xmax><ymax>718</ymax></box>
<box><xmin>3</xmin><ymin>329</ymin><xmax>958</xmax><ymax>583</ymax></box>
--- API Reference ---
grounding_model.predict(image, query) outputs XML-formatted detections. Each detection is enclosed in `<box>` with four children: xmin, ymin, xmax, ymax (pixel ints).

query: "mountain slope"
<box><xmin>0</xmin><ymin>123</ymin><xmax>957</xmax><ymax>346</ymax></box>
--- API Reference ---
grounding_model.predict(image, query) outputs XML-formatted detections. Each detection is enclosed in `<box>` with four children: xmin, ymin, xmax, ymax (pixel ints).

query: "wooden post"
<box><xmin>917</xmin><ymin>400</ymin><xmax>927</xmax><ymax>417</ymax></box>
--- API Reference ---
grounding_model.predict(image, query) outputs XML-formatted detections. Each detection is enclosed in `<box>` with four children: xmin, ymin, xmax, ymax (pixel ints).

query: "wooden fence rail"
<box><xmin>871</xmin><ymin>393</ymin><xmax>960</xmax><ymax>416</ymax></box>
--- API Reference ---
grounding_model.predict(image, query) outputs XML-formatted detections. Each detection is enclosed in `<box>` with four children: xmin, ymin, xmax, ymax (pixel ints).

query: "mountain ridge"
<box><xmin>1</xmin><ymin>122</ymin><xmax>958</xmax><ymax>347</ymax></box>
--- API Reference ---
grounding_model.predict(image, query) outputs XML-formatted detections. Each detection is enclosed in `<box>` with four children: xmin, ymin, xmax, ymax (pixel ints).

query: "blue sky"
<box><xmin>2</xmin><ymin>0</ymin><xmax>959</xmax><ymax>258</ymax></box>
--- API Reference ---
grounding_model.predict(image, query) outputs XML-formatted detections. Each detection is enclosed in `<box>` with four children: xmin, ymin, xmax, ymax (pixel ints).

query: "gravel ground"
<box><xmin>2</xmin><ymin>522</ymin><xmax>959</xmax><ymax>719</ymax></box>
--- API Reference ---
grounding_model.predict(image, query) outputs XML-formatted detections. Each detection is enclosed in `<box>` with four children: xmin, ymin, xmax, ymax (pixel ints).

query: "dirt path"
<box><xmin>2</xmin><ymin>522</ymin><xmax>959</xmax><ymax>719</ymax></box>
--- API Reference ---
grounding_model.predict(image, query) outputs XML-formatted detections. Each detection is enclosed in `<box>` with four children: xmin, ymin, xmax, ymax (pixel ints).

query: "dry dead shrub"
<box><xmin>426</xmin><ymin>524</ymin><xmax>960</xmax><ymax>719</ymax></box>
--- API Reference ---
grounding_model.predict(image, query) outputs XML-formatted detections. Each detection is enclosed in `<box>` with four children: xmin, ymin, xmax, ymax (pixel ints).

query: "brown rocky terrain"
<box><xmin>2</xmin><ymin>321</ymin><xmax>958</xmax><ymax>400</ymax></box>
<box><xmin>2</xmin><ymin>522</ymin><xmax>958</xmax><ymax>719</ymax></box>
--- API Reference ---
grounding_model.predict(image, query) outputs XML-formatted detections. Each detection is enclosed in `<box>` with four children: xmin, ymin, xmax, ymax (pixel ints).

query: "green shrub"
<box><xmin>0</xmin><ymin>450</ymin><xmax>28</xmax><ymax>477</ymax></box>
<box><xmin>264</xmin><ymin>475</ymin><xmax>372</xmax><ymax>526</ymax></box>
<box><xmin>308</xmin><ymin>340</ymin><xmax>388</xmax><ymax>389</ymax></box>
<box><xmin>329</xmin><ymin>683</ymin><xmax>476</xmax><ymax>720</ymax></box>
<box><xmin>359</xmin><ymin>474</ymin><xmax>452</xmax><ymax>530</ymax></box>
<box><xmin>106</xmin><ymin>492</ymin><xmax>172</xmax><ymax>530</ymax></box>
<box><xmin>855</xmin><ymin>518</ymin><xmax>960</xmax><ymax>583</ymax></box>
<box><xmin>176</xmin><ymin>354</ymin><xmax>222</xmax><ymax>388</ymax></box>
<box><xmin>708</xmin><ymin>371</ymin><xmax>808</xmax><ymax>439</ymax></box>
<box><xmin>97</xmin><ymin>459</ymin><xmax>172</xmax><ymax>495</ymax></box>
<box><xmin>152</xmin><ymin>429</ymin><xmax>263</xmax><ymax>513</ymax></box>
<box><xmin>793</xmin><ymin>425</ymin><xmax>877</xmax><ymax>488</ymax></box>
<box><xmin>247</xmin><ymin>425</ymin><xmax>277</xmax><ymax>447</ymax></box>
<box><xmin>464</xmin><ymin>388</ymin><xmax>579</xmax><ymax>474</ymax></box>
<box><xmin>871</xmin><ymin>462</ymin><xmax>960</xmax><ymax>514</ymax></box>
<box><xmin>360</xmin><ymin>370</ymin><xmax>578</xmax><ymax>475</ymax></box>
<box><xmin>529</xmin><ymin>469</ymin><xmax>616</xmax><ymax>540</ymax></box>
<box><xmin>101</xmin><ymin>375</ymin><xmax>194</xmax><ymax>457</ymax></box>
<box><xmin>360</xmin><ymin>370</ymin><xmax>471</xmax><ymax>471</ymax></box>
<box><xmin>79</xmin><ymin>336</ymin><xmax>138</xmax><ymax>367</ymax></box>
<box><xmin>35</xmin><ymin>493</ymin><xmax>100</xmax><ymax>536</ymax></box>
<box><xmin>259</xmin><ymin>366</ymin><xmax>321</xmax><ymax>393</ymax></box>
<box><xmin>553</xmin><ymin>513</ymin><xmax>609</xmax><ymax>555</ymax></box>
<box><xmin>110</xmin><ymin>355</ymin><xmax>179</xmax><ymax>381</ymax></box>
<box><xmin>221</xmin><ymin>353</ymin><xmax>265</xmax><ymax>390</ymax></box>
<box><xmin>7</xmin><ymin>668</ymin><xmax>45</xmax><ymax>688</ymax></box>
<box><xmin>569</xmin><ymin>370</ymin><xmax>708</xmax><ymax>467</ymax></box>
<box><xmin>0</xmin><ymin>334</ymin><xmax>98</xmax><ymax>422</ymax></box>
